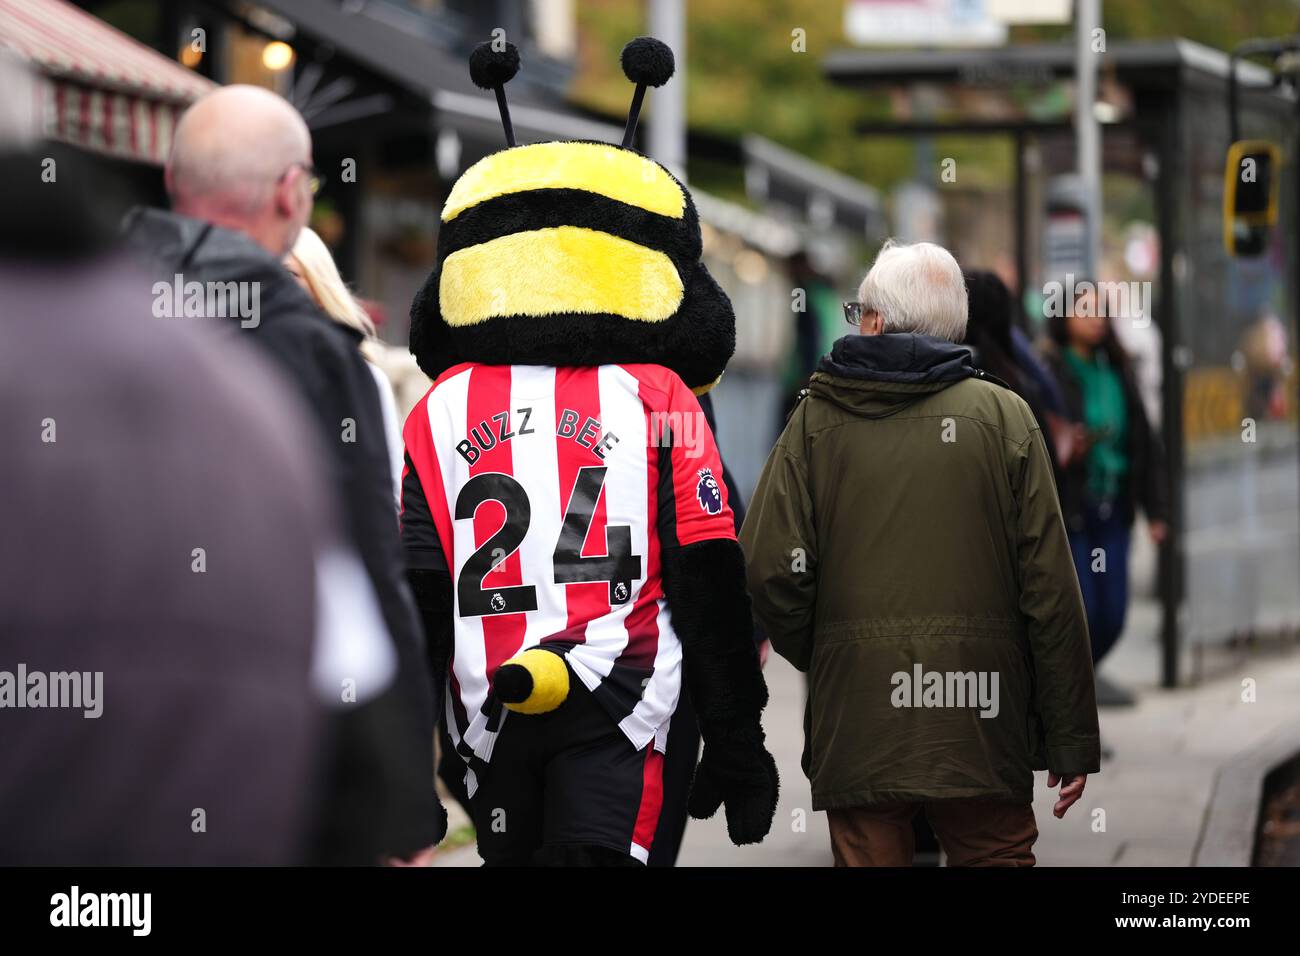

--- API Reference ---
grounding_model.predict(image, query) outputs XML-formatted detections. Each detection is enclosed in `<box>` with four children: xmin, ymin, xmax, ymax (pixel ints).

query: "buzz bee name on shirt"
<box><xmin>456</xmin><ymin>406</ymin><xmax>621</xmax><ymax>465</ymax></box>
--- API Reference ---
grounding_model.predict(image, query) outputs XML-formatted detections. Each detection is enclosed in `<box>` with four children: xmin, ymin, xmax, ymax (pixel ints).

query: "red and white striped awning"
<box><xmin>0</xmin><ymin>0</ymin><xmax>214</xmax><ymax>164</ymax></box>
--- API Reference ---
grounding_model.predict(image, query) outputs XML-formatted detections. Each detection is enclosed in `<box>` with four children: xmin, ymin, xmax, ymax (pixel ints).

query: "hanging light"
<box><xmin>262</xmin><ymin>41</ymin><xmax>295</xmax><ymax>72</ymax></box>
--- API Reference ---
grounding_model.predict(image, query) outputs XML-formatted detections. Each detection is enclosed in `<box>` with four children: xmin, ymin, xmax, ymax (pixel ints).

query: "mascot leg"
<box><xmin>469</xmin><ymin>670</ymin><xmax>667</xmax><ymax>866</ymax></box>
<box><xmin>463</xmin><ymin>699</ymin><xmax>547</xmax><ymax>866</ymax></box>
<box><xmin>534</xmin><ymin>844</ymin><xmax>643</xmax><ymax>867</ymax></box>
<box><xmin>530</xmin><ymin>677</ymin><xmax>666</xmax><ymax>866</ymax></box>
<box><xmin>647</xmin><ymin>685</ymin><xmax>701</xmax><ymax>866</ymax></box>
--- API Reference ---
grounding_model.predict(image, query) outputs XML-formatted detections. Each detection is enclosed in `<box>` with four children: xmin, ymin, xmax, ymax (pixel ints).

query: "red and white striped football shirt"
<box><xmin>401</xmin><ymin>362</ymin><xmax>735</xmax><ymax>796</ymax></box>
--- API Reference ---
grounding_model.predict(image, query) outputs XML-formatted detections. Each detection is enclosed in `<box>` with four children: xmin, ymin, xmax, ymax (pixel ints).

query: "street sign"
<box><xmin>986</xmin><ymin>0</ymin><xmax>1071</xmax><ymax>25</ymax></box>
<box><xmin>844</xmin><ymin>0</ymin><xmax>1006</xmax><ymax>48</ymax></box>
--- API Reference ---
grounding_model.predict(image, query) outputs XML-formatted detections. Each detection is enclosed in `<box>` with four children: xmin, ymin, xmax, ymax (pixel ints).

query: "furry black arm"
<box><xmin>661</xmin><ymin>537</ymin><xmax>778</xmax><ymax>844</ymax></box>
<box><xmin>660</xmin><ymin>538</ymin><xmax>768</xmax><ymax>734</ymax></box>
<box><xmin>407</xmin><ymin>568</ymin><xmax>455</xmax><ymax>720</ymax></box>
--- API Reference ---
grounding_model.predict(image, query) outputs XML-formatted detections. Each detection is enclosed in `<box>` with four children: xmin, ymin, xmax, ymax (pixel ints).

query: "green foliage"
<box><xmin>572</xmin><ymin>0</ymin><xmax>1300</xmax><ymax>193</ymax></box>
<box><xmin>1013</xmin><ymin>1</ymin><xmax>1300</xmax><ymax>49</ymax></box>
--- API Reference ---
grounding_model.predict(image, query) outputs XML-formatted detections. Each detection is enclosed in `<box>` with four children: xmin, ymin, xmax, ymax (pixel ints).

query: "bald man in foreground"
<box><xmin>124</xmin><ymin>86</ymin><xmax>445</xmax><ymax>864</ymax></box>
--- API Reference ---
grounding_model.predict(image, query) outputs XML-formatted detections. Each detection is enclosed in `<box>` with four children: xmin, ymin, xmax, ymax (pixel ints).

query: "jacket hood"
<box><xmin>809</xmin><ymin>332</ymin><xmax>979</xmax><ymax>417</ymax></box>
<box><xmin>121</xmin><ymin>207</ymin><xmax>352</xmax><ymax>340</ymax></box>
<box><xmin>123</xmin><ymin>207</ymin><xmax>274</xmax><ymax>275</ymax></box>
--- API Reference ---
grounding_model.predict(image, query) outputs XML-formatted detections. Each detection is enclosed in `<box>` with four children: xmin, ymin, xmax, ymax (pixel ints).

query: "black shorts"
<box><xmin>467</xmin><ymin>675</ymin><xmax>666</xmax><ymax>866</ymax></box>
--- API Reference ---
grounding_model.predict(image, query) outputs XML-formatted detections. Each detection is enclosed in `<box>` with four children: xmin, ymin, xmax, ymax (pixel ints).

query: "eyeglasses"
<box><xmin>843</xmin><ymin>301</ymin><xmax>863</xmax><ymax>325</ymax></box>
<box><xmin>280</xmin><ymin>161</ymin><xmax>324</xmax><ymax>196</ymax></box>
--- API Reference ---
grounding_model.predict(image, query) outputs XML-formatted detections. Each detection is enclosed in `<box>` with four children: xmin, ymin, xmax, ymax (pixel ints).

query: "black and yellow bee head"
<box><xmin>409</xmin><ymin>37</ymin><xmax>735</xmax><ymax>394</ymax></box>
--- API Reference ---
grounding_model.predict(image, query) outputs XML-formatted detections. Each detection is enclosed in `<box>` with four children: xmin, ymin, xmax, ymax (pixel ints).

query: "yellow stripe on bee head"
<box><xmin>440</xmin><ymin>226</ymin><xmax>684</xmax><ymax>326</ymax></box>
<box><xmin>442</xmin><ymin>142</ymin><xmax>686</xmax><ymax>222</ymax></box>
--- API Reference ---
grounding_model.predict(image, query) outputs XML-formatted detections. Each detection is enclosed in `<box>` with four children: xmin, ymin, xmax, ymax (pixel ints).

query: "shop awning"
<box><xmin>0</xmin><ymin>0</ymin><xmax>214</xmax><ymax>164</ymax></box>
<box><xmin>251</xmin><ymin>0</ymin><xmax>599</xmax><ymax>164</ymax></box>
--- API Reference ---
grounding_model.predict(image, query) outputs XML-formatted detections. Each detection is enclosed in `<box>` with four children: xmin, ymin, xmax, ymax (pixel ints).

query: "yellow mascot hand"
<box><xmin>495</xmin><ymin>648</ymin><xmax>570</xmax><ymax>714</ymax></box>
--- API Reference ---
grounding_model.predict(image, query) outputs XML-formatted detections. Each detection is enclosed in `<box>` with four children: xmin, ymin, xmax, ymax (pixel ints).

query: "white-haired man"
<box><xmin>123</xmin><ymin>86</ymin><xmax>444</xmax><ymax>864</ymax></box>
<box><xmin>741</xmin><ymin>240</ymin><xmax>1099</xmax><ymax>866</ymax></box>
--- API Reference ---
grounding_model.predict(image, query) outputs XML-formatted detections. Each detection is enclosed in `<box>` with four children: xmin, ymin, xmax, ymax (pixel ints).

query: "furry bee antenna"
<box><xmin>620</xmin><ymin>37</ymin><xmax>675</xmax><ymax>149</ymax></box>
<box><xmin>469</xmin><ymin>40</ymin><xmax>521</xmax><ymax>147</ymax></box>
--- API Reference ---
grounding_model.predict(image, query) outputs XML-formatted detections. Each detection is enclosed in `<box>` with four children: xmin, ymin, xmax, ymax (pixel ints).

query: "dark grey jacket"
<box><xmin>122</xmin><ymin>208</ymin><xmax>443</xmax><ymax>859</ymax></box>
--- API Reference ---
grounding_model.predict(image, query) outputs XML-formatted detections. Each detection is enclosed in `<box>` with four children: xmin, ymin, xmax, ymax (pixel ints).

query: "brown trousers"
<box><xmin>827</xmin><ymin>798</ymin><xmax>1038</xmax><ymax>867</ymax></box>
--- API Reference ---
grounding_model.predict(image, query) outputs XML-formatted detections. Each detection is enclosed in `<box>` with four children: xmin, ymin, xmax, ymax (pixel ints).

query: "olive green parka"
<box><xmin>740</xmin><ymin>333</ymin><xmax>1100</xmax><ymax>808</ymax></box>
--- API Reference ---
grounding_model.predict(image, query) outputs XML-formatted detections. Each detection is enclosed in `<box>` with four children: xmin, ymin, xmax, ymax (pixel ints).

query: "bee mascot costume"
<box><xmin>401</xmin><ymin>37</ymin><xmax>778</xmax><ymax>866</ymax></box>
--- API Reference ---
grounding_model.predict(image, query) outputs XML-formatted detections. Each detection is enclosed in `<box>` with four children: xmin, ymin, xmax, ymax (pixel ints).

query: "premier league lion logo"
<box><xmin>696</xmin><ymin>467</ymin><xmax>722</xmax><ymax>515</ymax></box>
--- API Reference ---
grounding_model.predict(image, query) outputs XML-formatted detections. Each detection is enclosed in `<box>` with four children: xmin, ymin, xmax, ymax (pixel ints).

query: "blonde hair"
<box><xmin>286</xmin><ymin>227</ymin><xmax>376</xmax><ymax>337</ymax></box>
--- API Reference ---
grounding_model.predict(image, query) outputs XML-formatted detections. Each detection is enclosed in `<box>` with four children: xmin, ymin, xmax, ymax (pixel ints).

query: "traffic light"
<box><xmin>1223</xmin><ymin>139</ymin><xmax>1282</xmax><ymax>257</ymax></box>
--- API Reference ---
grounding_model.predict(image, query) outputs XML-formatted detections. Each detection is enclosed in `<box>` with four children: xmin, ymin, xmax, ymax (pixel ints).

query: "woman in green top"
<box><xmin>1043</xmin><ymin>286</ymin><xmax>1169</xmax><ymax>667</ymax></box>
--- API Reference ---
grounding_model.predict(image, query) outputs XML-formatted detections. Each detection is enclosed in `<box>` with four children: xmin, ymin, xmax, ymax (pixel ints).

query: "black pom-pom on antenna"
<box><xmin>620</xmin><ymin>37</ymin><xmax>675</xmax><ymax>88</ymax></box>
<box><xmin>469</xmin><ymin>40</ymin><xmax>520</xmax><ymax>147</ymax></box>
<box><xmin>469</xmin><ymin>41</ymin><xmax>520</xmax><ymax>90</ymax></box>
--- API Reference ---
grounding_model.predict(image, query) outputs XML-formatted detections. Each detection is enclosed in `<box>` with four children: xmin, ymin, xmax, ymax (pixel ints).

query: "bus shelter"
<box><xmin>825</xmin><ymin>39</ymin><xmax>1299</xmax><ymax>686</ymax></box>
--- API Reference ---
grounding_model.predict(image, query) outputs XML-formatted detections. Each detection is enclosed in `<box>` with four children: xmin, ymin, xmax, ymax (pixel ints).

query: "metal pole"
<box><xmin>1156</xmin><ymin>103</ymin><xmax>1181</xmax><ymax>689</ymax></box>
<box><xmin>1013</xmin><ymin>129</ymin><xmax>1028</xmax><ymax>318</ymax></box>
<box><xmin>647</xmin><ymin>0</ymin><xmax>686</xmax><ymax>182</ymax></box>
<box><xmin>1074</xmin><ymin>0</ymin><xmax>1101</xmax><ymax>276</ymax></box>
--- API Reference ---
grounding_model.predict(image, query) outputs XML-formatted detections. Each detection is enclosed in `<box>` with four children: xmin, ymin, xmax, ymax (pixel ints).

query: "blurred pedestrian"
<box><xmin>781</xmin><ymin>250</ymin><xmax>842</xmax><ymax>421</ymax></box>
<box><xmin>1041</xmin><ymin>286</ymin><xmax>1169</xmax><ymax>671</ymax></box>
<box><xmin>963</xmin><ymin>271</ymin><xmax>1047</xmax><ymax>415</ymax></box>
<box><xmin>285</xmin><ymin>226</ymin><xmax>404</xmax><ymax>505</ymax></box>
<box><xmin>121</xmin><ymin>84</ymin><xmax>444</xmax><ymax>864</ymax></box>
<box><xmin>964</xmin><ymin>270</ymin><xmax>1062</xmax><ymax>487</ymax></box>
<box><xmin>962</xmin><ymin>270</ymin><xmax>1027</xmax><ymax>389</ymax></box>
<box><xmin>742</xmin><ymin>240</ymin><xmax>1100</xmax><ymax>867</ymax></box>
<box><xmin>0</xmin><ymin>137</ymin><xmax>396</xmax><ymax>864</ymax></box>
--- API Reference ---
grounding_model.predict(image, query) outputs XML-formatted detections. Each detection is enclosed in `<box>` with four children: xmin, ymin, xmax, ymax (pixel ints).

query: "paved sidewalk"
<box><xmin>676</xmin><ymin>641</ymin><xmax>1300</xmax><ymax>866</ymax></box>
<box><xmin>675</xmin><ymin>522</ymin><xmax>1300</xmax><ymax>865</ymax></box>
<box><xmin>1033</xmin><ymin>648</ymin><xmax>1300</xmax><ymax>866</ymax></box>
<box><xmin>676</xmin><ymin>652</ymin><xmax>831</xmax><ymax>866</ymax></box>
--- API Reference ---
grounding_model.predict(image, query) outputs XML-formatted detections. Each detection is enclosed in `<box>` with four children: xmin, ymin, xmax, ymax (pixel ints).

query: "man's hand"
<box><xmin>384</xmin><ymin>844</ymin><xmax>439</xmax><ymax>867</ymax></box>
<box><xmin>1048</xmin><ymin>414</ymin><xmax>1090</xmax><ymax>468</ymax></box>
<box><xmin>1047</xmin><ymin>771</ymin><xmax>1087</xmax><ymax>819</ymax></box>
<box><xmin>1149</xmin><ymin>520</ymin><xmax>1169</xmax><ymax>545</ymax></box>
<box><xmin>380</xmin><ymin>788</ymin><xmax>448</xmax><ymax>866</ymax></box>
